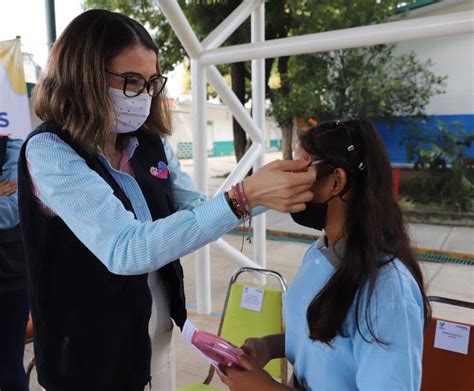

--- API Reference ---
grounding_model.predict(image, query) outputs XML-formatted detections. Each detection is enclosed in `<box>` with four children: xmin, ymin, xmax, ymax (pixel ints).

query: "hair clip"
<box><xmin>347</xmin><ymin>145</ymin><xmax>355</xmax><ymax>152</ymax></box>
<box><xmin>358</xmin><ymin>162</ymin><xmax>365</xmax><ymax>171</ymax></box>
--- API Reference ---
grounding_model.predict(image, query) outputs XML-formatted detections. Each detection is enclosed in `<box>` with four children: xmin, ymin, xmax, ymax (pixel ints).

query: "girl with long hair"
<box><xmin>219</xmin><ymin>119</ymin><xmax>430</xmax><ymax>390</ymax></box>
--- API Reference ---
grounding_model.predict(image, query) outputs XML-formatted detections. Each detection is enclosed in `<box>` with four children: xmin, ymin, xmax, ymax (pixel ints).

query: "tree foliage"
<box><xmin>273</xmin><ymin>45</ymin><xmax>446</xmax><ymax>123</ymax></box>
<box><xmin>84</xmin><ymin>0</ymin><xmax>449</xmax><ymax>165</ymax></box>
<box><xmin>270</xmin><ymin>0</ymin><xmax>447</xmax><ymax>158</ymax></box>
<box><xmin>83</xmin><ymin>0</ymin><xmax>184</xmax><ymax>72</ymax></box>
<box><xmin>83</xmin><ymin>0</ymin><xmax>289</xmax><ymax>161</ymax></box>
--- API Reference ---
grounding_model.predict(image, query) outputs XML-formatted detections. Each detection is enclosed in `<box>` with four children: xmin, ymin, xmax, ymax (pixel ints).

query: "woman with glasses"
<box><xmin>18</xmin><ymin>9</ymin><xmax>316</xmax><ymax>391</ymax></box>
<box><xmin>219</xmin><ymin>119</ymin><xmax>431</xmax><ymax>391</ymax></box>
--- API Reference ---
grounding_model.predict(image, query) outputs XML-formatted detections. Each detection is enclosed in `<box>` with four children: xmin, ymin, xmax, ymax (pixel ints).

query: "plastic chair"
<box><xmin>178</xmin><ymin>267</ymin><xmax>288</xmax><ymax>391</ymax></box>
<box><xmin>421</xmin><ymin>296</ymin><xmax>474</xmax><ymax>391</ymax></box>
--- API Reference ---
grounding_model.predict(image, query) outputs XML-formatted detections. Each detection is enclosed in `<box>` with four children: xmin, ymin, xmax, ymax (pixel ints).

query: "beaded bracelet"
<box><xmin>235</xmin><ymin>181</ymin><xmax>250</xmax><ymax>215</ymax></box>
<box><xmin>232</xmin><ymin>184</ymin><xmax>250</xmax><ymax>218</ymax></box>
<box><xmin>225</xmin><ymin>187</ymin><xmax>245</xmax><ymax>219</ymax></box>
<box><xmin>224</xmin><ymin>184</ymin><xmax>253</xmax><ymax>252</ymax></box>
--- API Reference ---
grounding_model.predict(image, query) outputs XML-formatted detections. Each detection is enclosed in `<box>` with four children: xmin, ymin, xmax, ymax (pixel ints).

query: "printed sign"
<box><xmin>240</xmin><ymin>286</ymin><xmax>265</xmax><ymax>312</ymax></box>
<box><xmin>0</xmin><ymin>38</ymin><xmax>31</xmax><ymax>139</ymax></box>
<box><xmin>434</xmin><ymin>319</ymin><xmax>470</xmax><ymax>355</ymax></box>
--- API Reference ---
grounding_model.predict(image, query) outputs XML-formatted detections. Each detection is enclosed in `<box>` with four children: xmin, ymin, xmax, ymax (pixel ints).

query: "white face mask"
<box><xmin>108</xmin><ymin>87</ymin><xmax>152</xmax><ymax>133</ymax></box>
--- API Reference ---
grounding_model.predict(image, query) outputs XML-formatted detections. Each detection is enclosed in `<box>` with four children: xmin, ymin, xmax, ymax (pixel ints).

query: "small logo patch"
<box><xmin>150</xmin><ymin>161</ymin><xmax>169</xmax><ymax>179</ymax></box>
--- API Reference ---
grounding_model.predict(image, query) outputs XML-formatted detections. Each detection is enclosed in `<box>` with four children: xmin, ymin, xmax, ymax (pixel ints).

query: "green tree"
<box><xmin>84</xmin><ymin>1</ymin><xmax>448</xmax><ymax>165</ymax></box>
<box><xmin>83</xmin><ymin>0</ymin><xmax>291</xmax><ymax>162</ymax></box>
<box><xmin>400</xmin><ymin>119</ymin><xmax>474</xmax><ymax>212</ymax></box>
<box><xmin>271</xmin><ymin>0</ymin><xmax>447</xmax><ymax>159</ymax></box>
<box><xmin>83</xmin><ymin>0</ymin><xmax>184</xmax><ymax>71</ymax></box>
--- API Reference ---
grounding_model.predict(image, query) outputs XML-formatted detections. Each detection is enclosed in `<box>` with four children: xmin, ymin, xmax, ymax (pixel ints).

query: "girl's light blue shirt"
<box><xmin>284</xmin><ymin>239</ymin><xmax>424</xmax><ymax>390</ymax></box>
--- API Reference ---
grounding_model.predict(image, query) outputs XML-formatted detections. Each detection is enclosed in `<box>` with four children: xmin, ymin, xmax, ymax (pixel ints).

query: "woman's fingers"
<box><xmin>293</xmin><ymin>190</ymin><xmax>315</xmax><ymax>204</ymax></box>
<box><xmin>286</xmin><ymin>203</ymin><xmax>307</xmax><ymax>213</ymax></box>
<box><xmin>268</xmin><ymin>158</ymin><xmax>310</xmax><ymax>172</ymax></box>
<box><xmin>242</xmin><ymin>159</ymin><xmax>316</xmax><ymax>210</ymax></box>
<box><xmin>0</xmin><ymin>182</ymin><xmax>17</xmax><ymax>196</ymax></box>
<box><xmin>287</xmin><ymin>165</ymin><xmax>317</xmax><ymax>186</ymax></box>
<box><xmin>0</xmin><ymin>184</ymin><xmax>17</xmax><ymax>196</ymax></box>
<box><xmin>0</xmin><ymin>180</ymin><xmax>16</xmax><ymax>189</ymax></box>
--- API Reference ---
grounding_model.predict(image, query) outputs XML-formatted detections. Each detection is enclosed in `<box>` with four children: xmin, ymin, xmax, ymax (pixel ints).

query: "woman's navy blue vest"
<box><xmin>17</xmin><ymin>121</ymin><xmax>186</xmax><ymax>391</ymax></box>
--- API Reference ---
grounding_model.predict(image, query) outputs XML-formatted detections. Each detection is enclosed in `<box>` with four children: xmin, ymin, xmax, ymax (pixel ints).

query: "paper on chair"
<box><xmin>240</xmin><ymin>286</ymin><xmax>265</xmax><ymax>312</ymax></box>
<box><xmin>434</xmin><ymin>319</ymin><xmax>470</xmax><ymax>355</ymax></box>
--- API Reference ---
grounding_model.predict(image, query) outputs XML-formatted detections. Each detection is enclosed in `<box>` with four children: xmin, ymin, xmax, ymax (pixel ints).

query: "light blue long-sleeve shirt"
<box><xmin>0</xmin><ymin>138</ymin><xmax>22</xmax><ymax>229</ymax></box>
<box><xmin>25</xmin><ymin>132</ymin><xmax>244</xmax><ymax>276</ymax></box>
<box><xmin>285</xmin><ymin>238</ymin><xmax>424</xmax><ymax>390</ymax></box>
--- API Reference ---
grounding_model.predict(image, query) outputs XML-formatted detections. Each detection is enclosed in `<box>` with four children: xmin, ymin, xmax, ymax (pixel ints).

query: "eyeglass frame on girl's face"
<box><xmin>105</xmin><ymin>69</ymin><xmax>168</xmax><ymax>97</ymax></box>
<box><xmin>310</xmin><ymin>159</ymin><xmax>336</xmax><ymax>179</ymax></box>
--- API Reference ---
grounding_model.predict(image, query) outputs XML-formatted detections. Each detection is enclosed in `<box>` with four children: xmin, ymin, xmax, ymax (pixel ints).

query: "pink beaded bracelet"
<box><xmin>235</xmin><ymin>181</ymin><xmax>250</xmax><ymax>215</ymax></box>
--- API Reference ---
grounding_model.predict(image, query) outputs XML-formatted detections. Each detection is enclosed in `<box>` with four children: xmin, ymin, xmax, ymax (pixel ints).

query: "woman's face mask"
<box><xmin>108</xmin><ymin>87</ymin><xmax>152</xmax><ymax>133</ymax></box>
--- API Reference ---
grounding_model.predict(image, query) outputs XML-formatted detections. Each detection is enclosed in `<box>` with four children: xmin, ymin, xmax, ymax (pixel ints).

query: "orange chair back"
<box><xmin>421</xmin><ymin>317</ymin><xmax>473</xmax><ymax>390</ymax></box>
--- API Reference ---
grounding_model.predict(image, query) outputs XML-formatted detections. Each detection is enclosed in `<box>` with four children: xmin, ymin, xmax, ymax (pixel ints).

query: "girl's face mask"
<box><xmin>289</xmin><ymin>155</ymin><xmax>336</xmax><ymax>231</ymax></box>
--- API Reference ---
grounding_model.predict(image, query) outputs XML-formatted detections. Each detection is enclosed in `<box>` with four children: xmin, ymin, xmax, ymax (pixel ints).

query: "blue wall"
<box><xmin>375</xmin><ymin>114</ymin><xmax>474</xmax><ymax>164</ymax></box>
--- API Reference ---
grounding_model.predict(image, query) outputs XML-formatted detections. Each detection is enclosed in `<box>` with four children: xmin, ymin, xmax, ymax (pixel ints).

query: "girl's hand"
<box><xmin>241</xmin><ymin>337</ymin><xmax>272</xmax><ymax>368</ymax></box>
<box><xmin>243</xmin><ymin>159</ymin><xmax>316</xmax><ymax>213</ymax></box>
<box><xmin>0</xmin><ymin>180</ymin><xmax>17</xmax><ymax>196</ymax></box>
<box><xmin>217</xmin><ymin>353</ymin><xmax>284</xmax><ymax>391</ymax></box>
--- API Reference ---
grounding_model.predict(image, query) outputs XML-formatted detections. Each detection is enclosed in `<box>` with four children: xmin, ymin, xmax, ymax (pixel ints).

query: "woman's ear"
<box><xmin>330</xmin><ymin>168</ymin><xmax>348</xmax><ymax>195</ymax></box>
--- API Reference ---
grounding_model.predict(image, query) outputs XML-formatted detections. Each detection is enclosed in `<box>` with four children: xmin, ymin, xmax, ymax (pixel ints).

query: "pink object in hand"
<box><xmin>191</xmin><ymin>330</ymin><xmax>243</xmax><ymax>369</ymax></box>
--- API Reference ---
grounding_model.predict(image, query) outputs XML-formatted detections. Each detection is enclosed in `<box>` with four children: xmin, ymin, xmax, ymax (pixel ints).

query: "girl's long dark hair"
<box><xmin>300</xmin><ymin>119</ymin><xmax>430</xmax><ymax>344</ymax></box>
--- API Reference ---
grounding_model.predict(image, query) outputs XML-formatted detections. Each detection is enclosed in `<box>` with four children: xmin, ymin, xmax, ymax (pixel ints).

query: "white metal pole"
<box><xmin>191</xmin><ymin>58</ymin><xmax>211</xmax><ymax>314</ymax></box>
<box><xmin>214</xmin><ymin>239</ymin><xmax>261</xmax><ymax>269</ymax></box>
<box><xmin>251</xmin><ymin>2</ymin><xmax>266</xmax><ymax>273</ymax></box>
<box><xmin>207</xmin><ymin>65</ymin><xmax>264</xmax><ymax>144</ymax></box>
<box><xmin>201</xmin><ymin>10</ymin><xmax>474</xmax><ymax>65</ymax></box>
<box><xmin>215</xmin><ymin>142</ymin><xmax>262</xmax><ymax>195</ymax></box>
<box><xmin>202</xmin><ymin>0</ymin><xmax>261</xmax><ymax>50</ymax></box>
<box><xmin>157</xmin><ymin>0</ymin><xmax>212</xmax><ymax>313</ymax></box>
<box><xmin>157</xmin><ymin>0</ymin><xmax>203</xmax><ymax>59</ymax></box>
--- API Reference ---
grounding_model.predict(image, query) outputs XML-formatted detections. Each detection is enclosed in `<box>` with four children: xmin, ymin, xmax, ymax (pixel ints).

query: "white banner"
<box><xmin>0</xmin><ymin>38</ymin><xmax>31</xmax><ymax>140</ymax></box>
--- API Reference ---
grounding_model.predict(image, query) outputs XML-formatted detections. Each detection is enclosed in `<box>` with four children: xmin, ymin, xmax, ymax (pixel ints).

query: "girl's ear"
<box><xmin>330</xmin><ymin>168</ymin><xmax>348</xmax><ymax>195</ymax></box>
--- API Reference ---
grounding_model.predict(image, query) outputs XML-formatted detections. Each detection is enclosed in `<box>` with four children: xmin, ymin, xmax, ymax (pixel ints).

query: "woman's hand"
<box><xmin>0</xmin><ymin>180</ymin><xmax>17</xmax><ymax>196</ymax></box>
<box><xmin>241</xmin><ymin>337</ymin><xmax>273</xmax><ymax>368</ymax></box>
<box><xmin>243</xmin><ymin>159</ymin><xmax>316</xmax><ymax>212</ymax></box>
<box><xmin>217</xmin><ymin>353</ymin><xmax>290</xmax><ymax>391</ymax></box>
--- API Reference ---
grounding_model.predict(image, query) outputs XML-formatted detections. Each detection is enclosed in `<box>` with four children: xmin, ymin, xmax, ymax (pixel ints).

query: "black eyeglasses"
<box><xmin>105</xmin><ymin>70</ymin><xmax>168</xmax><ymax>97</ymax></box>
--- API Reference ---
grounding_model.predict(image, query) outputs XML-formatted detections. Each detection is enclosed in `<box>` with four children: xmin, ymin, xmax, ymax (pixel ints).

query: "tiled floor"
<box><xmin>25</xmin><ymin>235</ymin><xmax>473</xmax><ymax>390</ymax></box>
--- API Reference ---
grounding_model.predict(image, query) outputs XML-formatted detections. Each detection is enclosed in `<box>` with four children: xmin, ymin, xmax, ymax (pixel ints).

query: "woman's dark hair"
<box><xmin>34</xmin><ymin>9</ymin><xmax>172</xmax><ymax>153</ymax></box>
<box><xmin>300</xmin><ymin>119</ymin><xmax>431</xmax><ymax>344</ymax></box>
